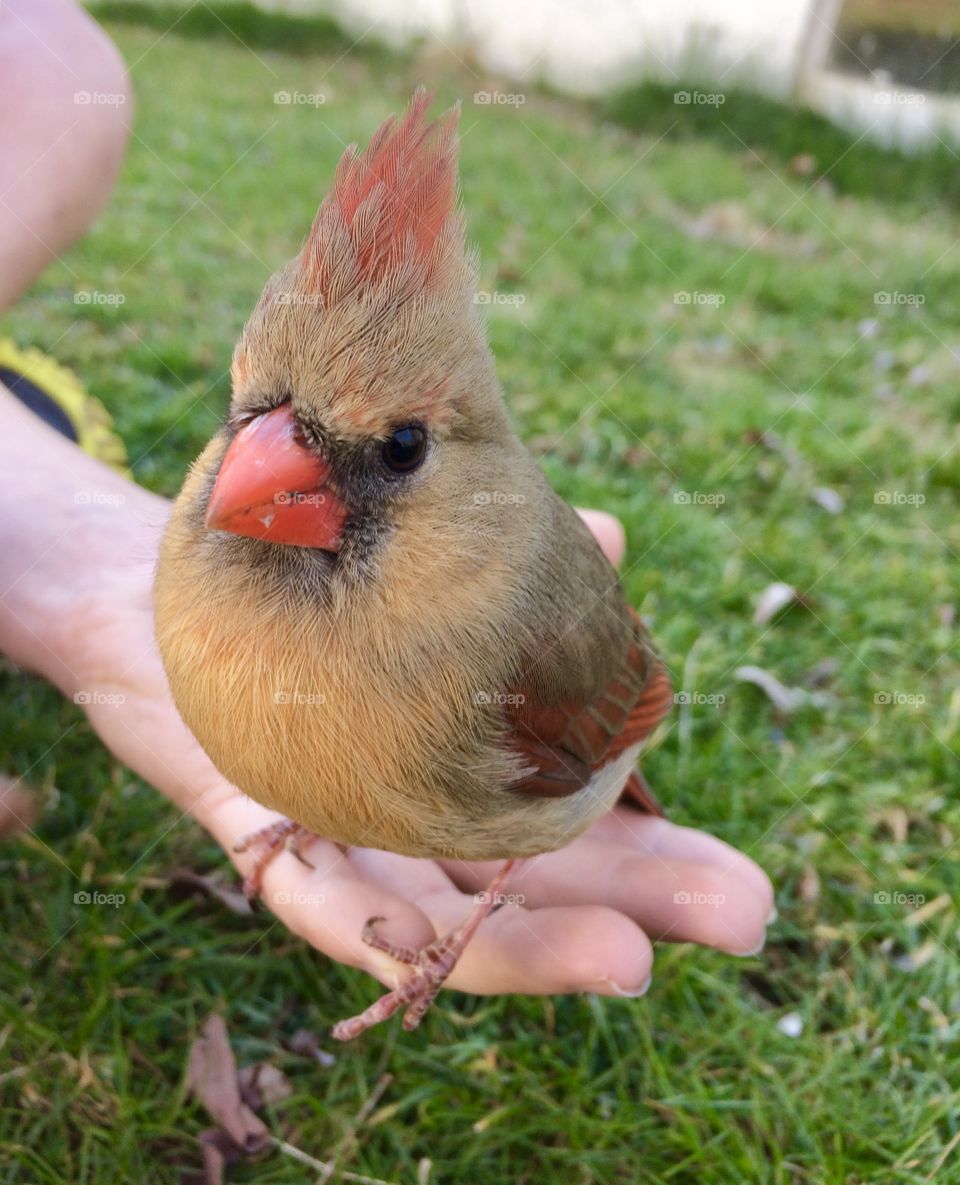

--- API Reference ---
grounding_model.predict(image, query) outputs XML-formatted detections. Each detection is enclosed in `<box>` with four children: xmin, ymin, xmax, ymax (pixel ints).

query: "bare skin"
<box><xmin>0</xmin><ymin>391</ymin><xmax>774</xmax><ymax>1001</ymax></box>
<box><xmin>0</xmin><ymin>0</ymin><xmax>131</xmax><ymax>310</ymax></box>
<box><xmin>0</xmin><ymin>0</ymin><xmax>774</xmax><ymax>1015</ymax></box>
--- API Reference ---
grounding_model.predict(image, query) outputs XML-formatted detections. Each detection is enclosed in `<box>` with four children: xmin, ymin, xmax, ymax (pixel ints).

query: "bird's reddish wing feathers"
<box><xmin>506</xmin><ymin>611</ymin><xmax>672</xmax><ymax>814</ymax></box>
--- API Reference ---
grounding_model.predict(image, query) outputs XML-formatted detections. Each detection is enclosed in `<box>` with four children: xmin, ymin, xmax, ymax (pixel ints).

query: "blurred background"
<box><xmin>1</xmin><ymin>1</ymin><xmax>959</xmax><ymax>1182</ymax></box>
<box><xmin>264</xmin><ymin>0</ymin><xmax>960</xmax><ymax>147</ymax></box>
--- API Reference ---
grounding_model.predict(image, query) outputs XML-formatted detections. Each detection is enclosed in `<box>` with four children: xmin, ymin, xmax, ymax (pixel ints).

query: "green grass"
<box><xmin>603</xmin><ymin>83</ymin><xmax>960</xmax><ymax>207</ymax></box>
<box><xmin>89</xmin><ymin>0</ymin><xmax>390</xmax><ymax>58</ymax></box>
<box><xmin>2</xmin><ymin>7</ymin><xmax>960</xmax><ymax>1183</ymax></box>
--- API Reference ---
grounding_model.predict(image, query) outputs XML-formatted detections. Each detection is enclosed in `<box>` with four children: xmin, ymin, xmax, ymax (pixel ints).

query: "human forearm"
<box><xmin>0</xmin><ymin>387</ymin><xmax>168</xmax><ymax>690</ymax></box>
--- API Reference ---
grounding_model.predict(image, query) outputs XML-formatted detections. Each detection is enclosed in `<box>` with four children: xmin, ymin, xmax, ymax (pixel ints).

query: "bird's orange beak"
<box><xmin>205</xmin><ymin>405</ymin><xmax>348</xmax><ymax>552</ymax></box>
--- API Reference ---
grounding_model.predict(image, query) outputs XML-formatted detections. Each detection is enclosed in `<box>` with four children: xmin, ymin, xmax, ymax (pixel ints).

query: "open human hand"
<box><xmin>57</xmin><ymin>487</ymin><xmax>773</xmax><ymax>1001</ymax></box>
<box><xmin>0</xmin><ymin>395</ymin><xmax>772</xmax><ymax>999</ymax></box>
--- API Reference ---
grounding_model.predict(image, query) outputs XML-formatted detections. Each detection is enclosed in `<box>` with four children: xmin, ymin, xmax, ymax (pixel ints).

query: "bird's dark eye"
<box><xmin>381</xmin><ymin>424</ymin><xmax>427</xmax><ymax>475</ymax></box>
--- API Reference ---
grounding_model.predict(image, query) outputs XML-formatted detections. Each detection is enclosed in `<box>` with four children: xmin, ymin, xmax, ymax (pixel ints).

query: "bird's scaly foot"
<box><xmin>233</xmin><ymin>818</ymin><xmax>316</xmax><ymax>900</ymax></box>
<box><xmin>331</xmin><ymin>858</ymin><xmax>518</xmax><ymax>1041</ymax></box>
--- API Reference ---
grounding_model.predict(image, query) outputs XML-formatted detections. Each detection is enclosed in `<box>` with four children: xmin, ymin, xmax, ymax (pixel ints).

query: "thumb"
<box><xmin>576</xmin><ymin>509</ymin><xmax>626</xmax><ymax>567</ymax></box>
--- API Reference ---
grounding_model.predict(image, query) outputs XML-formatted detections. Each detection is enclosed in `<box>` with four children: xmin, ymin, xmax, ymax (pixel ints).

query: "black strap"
<box><xmin>0</xmin><ymin>365</ymin><xmax>79</xmax><ymax>442</ymax></box>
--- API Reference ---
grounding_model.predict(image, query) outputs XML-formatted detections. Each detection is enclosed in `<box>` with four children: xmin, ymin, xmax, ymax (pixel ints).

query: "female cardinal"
<box><xmin>155</xmin><ymin>89</ymin><xmax>673</xmax><ymax>1039</ymax></box>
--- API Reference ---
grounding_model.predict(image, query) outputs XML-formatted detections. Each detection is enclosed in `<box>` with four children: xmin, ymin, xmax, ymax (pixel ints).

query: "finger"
<box><xmin>528</xmin><ymin>839</ymin><xmax>770</xmax><ymax>955</ymax></box>
<box><xmin>198</xmin><ymin>789</ymin><xmax>437</xmax><ymax>983</ymax></box>
<box><xmin>443</xmin><ymin>811</ymin><xmax>776</xmax><ymax>926</ymax></box>
<box><xmin>591</xmin><ymin>809</ymin><xmax>775</xmax><ymax>917</ymax></box>
<box><xmin>440</xmin><ymin>827</ymin><xmax>773</xmax><ymax>957</ymax></box>
<box><xmin>575</xmin><ymin>508</ymin><xmax>626</xmax><ymax>567</ymax></box>
<box><xmin>349</xmin><ymin>847</ymin><xmax>654</xmax><ymax>996</ymax></box>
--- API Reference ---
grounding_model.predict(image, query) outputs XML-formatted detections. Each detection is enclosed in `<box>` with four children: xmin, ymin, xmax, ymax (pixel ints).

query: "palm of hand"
<box><xmin>70</xmin><ymin>512</ymin><xmax>772</xmax><ymax>1000</ymax></box>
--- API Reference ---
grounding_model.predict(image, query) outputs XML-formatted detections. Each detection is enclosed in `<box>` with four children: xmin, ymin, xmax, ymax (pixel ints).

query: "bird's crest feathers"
<box><xmin>232</xmin><ymin>89</ymin><xmax>489</xmax><ymax>436</ymax></box>
<box><xmin>297</xmin><ymin>87</ymin><xmax>462</xmax><ymax>301</ymax></box>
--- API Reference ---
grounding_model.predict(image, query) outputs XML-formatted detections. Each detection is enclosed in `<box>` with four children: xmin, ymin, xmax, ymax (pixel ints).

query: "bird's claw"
<box><xmin>331</xmin><ymin>926</ymin><xmax>461</xmax><ymax>1040</ymax></box>
<box><xmin>331</xmin><ymin>858</ymin><xmax>518</xmax><ymax>1041</ymax></box>
<box><xmin>359</xmin><ymin>917</ymin><xmax>422</xmax><ymax>965</ymax></box>
<box><xmin>234</xmin><ymin>818</ymin><xmax>315</xmax><ymax>901</ymax></box>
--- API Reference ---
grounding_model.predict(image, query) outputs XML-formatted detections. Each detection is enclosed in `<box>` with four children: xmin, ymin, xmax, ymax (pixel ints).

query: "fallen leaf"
<box><xmin>0</xmin><ymin>776</ymin><xmax>38</xmax><ymax>839</ymax></box>
<box><xmin>799</xmin><ymin>863</ymin><xmax>821</xmax><ymax>903</ymax></box>
<box><xmin>186</xmin><ymin>1014</ymin><xmax>269</xmax><ymax>1156</ymax></box>
<box><xmin>167</xmin><ymin>869</ymin><xmax>253</xmax><ymax>916</ymax></box>
<box><xmin>734</xmin><ymin>666</ymin><xmax>809</xmax><ymax>715</ymax></box>
<box><xmin>181</xmin><ymin>1129</ymin><xmax>241</xmax><ymax>1185</ymax></box>
<box><xmin>238</xmin><ymin>1063</ymin><xmax>293</xmax><ymax>1110</ymax></box>
<box><xmin>753</xmin><ymin>582</ymin><xmax>803</xmax><ymax>625</ymax></box>
<box><xmin>875</xmin><ymin>806</ymin><xmax>909</xmax><ymax>844</ymax></box>
<box><xmin>287</xmin><ymin>1028</ymin><xmax>336</xmax><ymax>1068</ymax></box>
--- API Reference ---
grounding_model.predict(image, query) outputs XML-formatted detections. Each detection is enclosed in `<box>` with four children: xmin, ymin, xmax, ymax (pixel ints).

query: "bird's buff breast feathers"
<box><xmin>154</xmin><ymin>465</ymin><xmax>629</xmax><ymax>860</ymax></box>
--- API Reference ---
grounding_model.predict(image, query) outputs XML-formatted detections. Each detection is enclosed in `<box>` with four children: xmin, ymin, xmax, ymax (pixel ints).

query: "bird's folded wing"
<box><xmin>506</xmin><ymin>611</ymin><xmax>672</xmax><ymax>810</ymax></box>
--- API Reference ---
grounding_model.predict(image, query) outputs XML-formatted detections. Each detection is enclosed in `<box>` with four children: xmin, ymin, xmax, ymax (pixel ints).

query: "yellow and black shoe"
<box><xmin>0</xmin><ymin>338</ymin><xmax>129</xmax><ymax>475</ymax></box>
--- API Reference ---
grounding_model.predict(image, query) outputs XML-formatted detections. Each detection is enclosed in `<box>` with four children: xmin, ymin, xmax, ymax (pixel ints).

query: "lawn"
<box><xmin>1</xmin><ymin>4</ymin><xmax>959</xmax><ymax>1182</ymax></box>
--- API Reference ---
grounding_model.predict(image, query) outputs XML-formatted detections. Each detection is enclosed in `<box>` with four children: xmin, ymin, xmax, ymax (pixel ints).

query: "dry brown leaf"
<box><xmin>168</xmin><ymin>869</ymin><xmax>253</xmax><ymax>916</ymax></box>
<box><xmin>0</xmin><ymin>775</ymin><xmax>38</xmax><ymax>839</ymax></box>
<box><xmin>875</xmin><ymin>806</ymin><xmax>909</xmax><ymax>844</ymax></box>
<box><xmin>734</xmin><ymin>665</ymin><xmax>809</xmax><ymax>715</ymax></box>
<box><xmin>287</xmin><ymin>1027</ymin><xmax>336</xmax><ymax>1068</ymax></box>
<box><xmin>238</xmin><ymin>1063</ymin><xmax>293</xmax><ymax>1110</ymax></box>
<box><xmin>181</xmin><ymin>1128</ymin><xmax>240</xmax><ymax>1185</ymax></box>
<box><xmin>186</xmin><ymin>1014</ymin><xmax>269</xmax><ymax>1156</ymax></box>
<box><xmin>799</xmin><ymin>863</ymin><xmax>821</xmax><ymax>904</ymax></box>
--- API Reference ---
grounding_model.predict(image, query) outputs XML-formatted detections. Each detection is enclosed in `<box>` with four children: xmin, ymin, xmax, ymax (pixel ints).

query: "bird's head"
<box><xmin>201</xmin><ymin>89</ymin><xmax>518</xmax><ymax>588</ymax></box>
